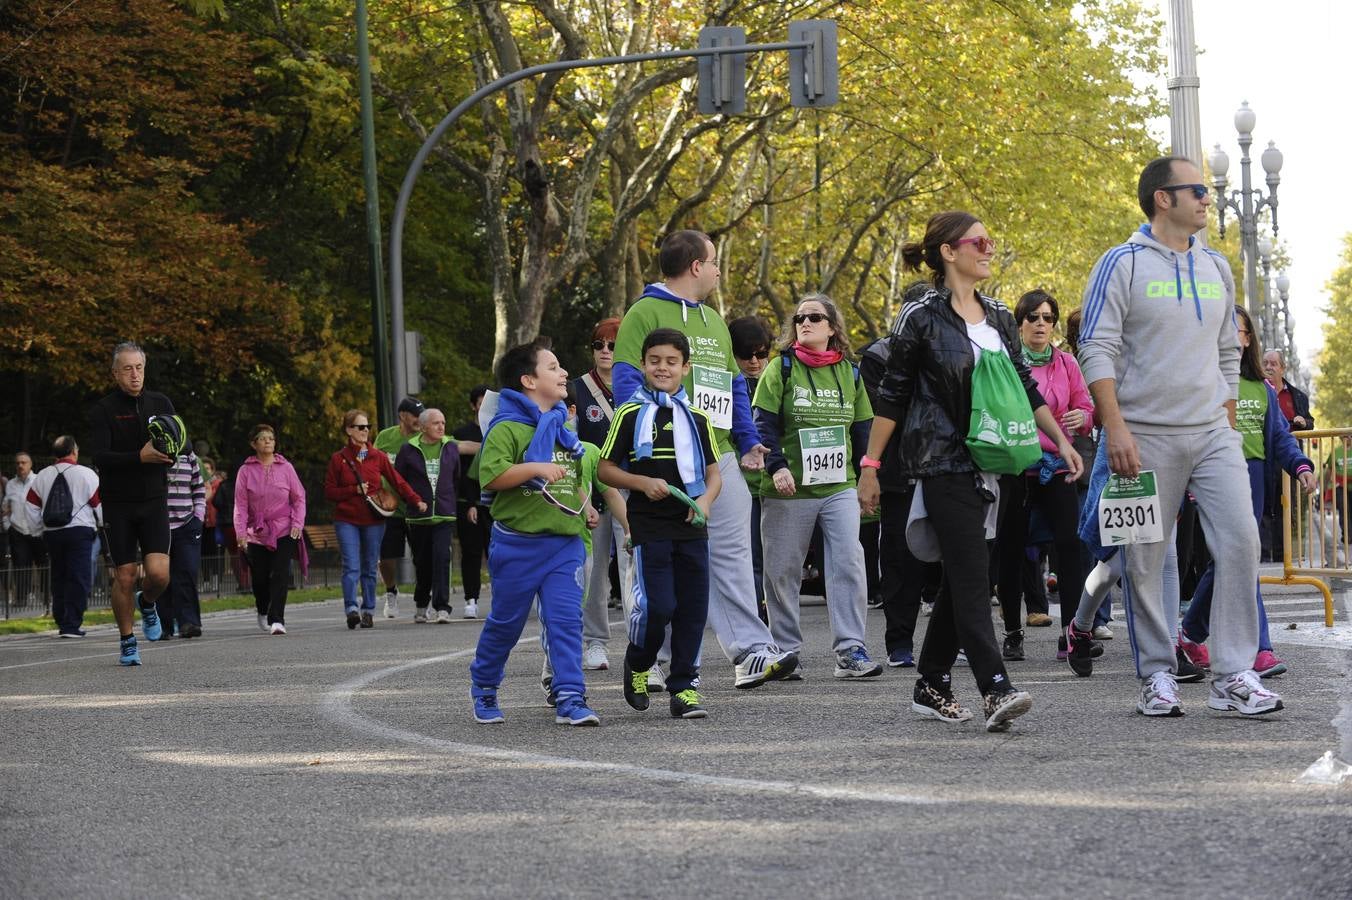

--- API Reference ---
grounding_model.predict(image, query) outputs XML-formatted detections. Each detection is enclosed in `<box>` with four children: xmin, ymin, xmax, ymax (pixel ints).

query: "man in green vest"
<box><xmin>375</xmin><ymin>396</ymin><xmax>424</xmax><ymax>618</ymax></box>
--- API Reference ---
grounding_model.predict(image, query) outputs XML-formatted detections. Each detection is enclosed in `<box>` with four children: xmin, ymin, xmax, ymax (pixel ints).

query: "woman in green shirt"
<box><xmin>753</xmin><ymin>294</ymin><xmax>883</xmax><ymax>678</ymax></box>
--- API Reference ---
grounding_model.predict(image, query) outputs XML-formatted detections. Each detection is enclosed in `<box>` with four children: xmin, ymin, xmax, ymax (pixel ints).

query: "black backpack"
<box><xmin>42</xmin><ymin>467</ymin><xmax>75</xmax><ymax>528</ymax></box>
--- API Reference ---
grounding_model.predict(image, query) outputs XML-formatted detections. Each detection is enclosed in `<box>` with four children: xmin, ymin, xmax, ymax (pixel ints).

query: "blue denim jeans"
<box><xmin>335</xmin><ymin>520</ymin><xmax>385</xmax><ymax>612</ymax></box>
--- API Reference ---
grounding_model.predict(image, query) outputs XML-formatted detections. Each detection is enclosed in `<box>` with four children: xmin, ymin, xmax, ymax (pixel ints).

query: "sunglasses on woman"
<box><xmin>1024</xmin><ymin>312</ymin><xmax>1056</xmax><ymax>324</ymax></box>
<box><xmin>951</xmin><ymin>236</ymin><xmax>997</xmax><ymax>254</ymax></box>
<box><xmin>350</xmin><ymin>423</ymin><xmax>371</xmax><ymax>430</ymax></box>
<box><xmin>591</xmin><ymin>340</ymin><xmax>616</xmax><ymax>351</ymax></box>
<box><xmin>793</xmin><ymin>313</ymin><xmax>829</xmax><ymax>325</ymax></box>
<box><xmin>737</xmin><ymin>349</ymin><xmax>770</xmax><ymax>360</ymax></box>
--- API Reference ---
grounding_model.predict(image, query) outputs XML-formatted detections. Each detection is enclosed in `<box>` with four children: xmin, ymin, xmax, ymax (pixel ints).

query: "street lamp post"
<box><xmin>1208</xmin><ymin>101</ymin><xmax>1283</xmax><ymax>346</ymax></box>
<box><xmin>1257</xmin><ymin>235</ymin><xmax>1275</xmax><ymax>348</ymax></box>
<box><xmin>1275</xmin><ymin>271</ymin><xmax>1299</xmax><ymax>382</ymax></box>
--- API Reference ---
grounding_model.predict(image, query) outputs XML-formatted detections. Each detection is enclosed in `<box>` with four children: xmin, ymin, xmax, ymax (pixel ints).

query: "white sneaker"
<box><xmin>583</xmin><ymin>644</ymin><xmax>609</xmax><ymax>670</ymax></box>
<box><xmin>463</xmin><ymin>600</ymin><xmax>479</xmax><ymax>619</ymax></box>
<box><xmin>383</xmin><ymin>593</ymin><xmax>399</xmax><ymax>618</ymax></box>
<box><xmin>257</xmin><ymin>614</ymin><xmax>268</xmax><ymax>633</ymax></box>
<box><xmin>270</xmin><ymin>622</ymin><xmax>287</xmax><ymax>635</ymax></box>
<box><xmin>435</xmin><ymin>608</ymin><xmax>453</xmax><ymax>624</ymax></box>
<box><xmin>733</xmin><ymin>646</ymin><xmax>798</xmax><ymax>689</ymax></box>
<box><xmin>1207</xmin><ymin>669</ymin><xmax>1284</xmax><ymax>715</ymax></box>
<box><xmin>1092</xmin><ymin>624</ymin><xmax>1114</xmax><ymax>640</ymax></box>
<box><xmin>647</xmin><ymin>662</ymin><xmax>667</xmax><ymax>692</ymax></box>
<box><xmin>955</xmin><ymin>650</ymin><xmax>969</xmax><ymax>667</ymax></box>
<box><xmin>413</xmin><ymin>607</ymin><xmax>429</xmax><ymax>624</ymax></box>
<box><xmin>921</xmin><ymin>601</ymin><xmax>934</xmax><ymax>618</ymax></box>
<box><xmin>1137</xmin><ymin>671</ymin><xmax>1183</xmax><ymax>717</ymax></box>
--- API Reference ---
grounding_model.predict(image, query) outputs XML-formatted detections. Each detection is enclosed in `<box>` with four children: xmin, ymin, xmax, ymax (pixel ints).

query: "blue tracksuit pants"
<box><xmin>470</xmin><ymin>524</ymin><xmax>587</xmax><ymax>701</ymax></box>
<box><xmin>627</xmin><ymin>538</ymin><xmax>709</xmax><ymax>693</ymax></box>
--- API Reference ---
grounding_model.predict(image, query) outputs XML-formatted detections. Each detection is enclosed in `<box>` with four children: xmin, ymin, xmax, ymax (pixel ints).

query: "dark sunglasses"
<box><xmin>1160</xmin><ymin>183</ymin><xmax>1209</xmax><ymax>200</ymax></box>
<box><xmin>350</xmin><ymin>423</ymin><xmax>371</xmax><ymax>430</ymax></box>
<box><xmin>737</xmin><ymin>349</ymin><xmax>770</xmax><ymax>361</ymax></box>
<box><xmin>1024</xmin><ymin>312</ymin><xmax>1056</xmax><ymax>324</ymax></box>
<box><xmin>793</xmin><ymin>313</ymin><xmax>829</xmax><ymax>325</ymax></box>
<box><xmin>591</xmin><ymin>340</ymin><xmax>616</xmax><ymax>351</ymax></box>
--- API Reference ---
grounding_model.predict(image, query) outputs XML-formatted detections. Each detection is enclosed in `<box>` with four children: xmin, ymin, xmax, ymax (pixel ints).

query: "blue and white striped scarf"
<box><xmin>631</xmin><ymin>385</ymin><xmax>706</xmax><ymax>498</ymax></box>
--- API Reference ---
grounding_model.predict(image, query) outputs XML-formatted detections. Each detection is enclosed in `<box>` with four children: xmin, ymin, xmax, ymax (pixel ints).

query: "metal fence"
<box><xmin>1266</xmin><ymin>428</ymin><xmax>1352</xmax><ymax>627</ymax></box>
<box><xmin>0</xmin><ymin>548</ymin><xmax>346</xmax><ymax>620</ymax></box>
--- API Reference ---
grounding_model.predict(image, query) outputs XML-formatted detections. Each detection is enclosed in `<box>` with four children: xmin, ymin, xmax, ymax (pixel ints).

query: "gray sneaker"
<box><xmin>1137</xmin><ymin>671</ymin><xmax>1184</xmax><ymax>717</ymax></box>
<box><xmin>834</xmin><ymin>646</ymin><xmax>883</xmax><ymax>679</ymax></box>
<box><xmin>1207</xmin><ymin>670</ymin><xmax>1283</xmax><ymax>715</ymax></box>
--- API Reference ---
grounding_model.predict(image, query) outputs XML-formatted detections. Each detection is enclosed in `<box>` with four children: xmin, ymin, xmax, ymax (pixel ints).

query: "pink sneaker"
<box><xmin>1254</xmin><ymin>650</ymin><xmax>1288</xmax><ymax>678</ymax></box>
<box><xmin>1177</xmin><ymin>634</ymin><xmax>1210</xmax><ymax>669</ymax></box>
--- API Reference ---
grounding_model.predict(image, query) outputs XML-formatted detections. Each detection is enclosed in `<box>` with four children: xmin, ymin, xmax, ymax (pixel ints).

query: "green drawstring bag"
<box><xmin>966</xmin><ymin>349</ymin><xmax>1041</xmax><ymax>474</ymax></box>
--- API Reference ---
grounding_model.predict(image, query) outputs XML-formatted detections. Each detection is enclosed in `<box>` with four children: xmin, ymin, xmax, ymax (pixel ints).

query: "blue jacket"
<box><xmin>1259</xmin><ymin>382</ymin><xmax>1314</xmax><ymax>514</ymax></box>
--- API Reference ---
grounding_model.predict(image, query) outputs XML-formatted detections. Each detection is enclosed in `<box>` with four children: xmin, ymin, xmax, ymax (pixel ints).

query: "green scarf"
<box><xmin>1022</xmin><ymin>343</ymin><xmax>1053</xmax><ymax>367</ymax></box>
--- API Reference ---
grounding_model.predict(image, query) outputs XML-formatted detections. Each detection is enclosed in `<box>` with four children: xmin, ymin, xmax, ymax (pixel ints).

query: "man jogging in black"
<box><xmin>89</xmin><ymin>342</ymin><xmax>176</xmax><ymax>666</ymax></box>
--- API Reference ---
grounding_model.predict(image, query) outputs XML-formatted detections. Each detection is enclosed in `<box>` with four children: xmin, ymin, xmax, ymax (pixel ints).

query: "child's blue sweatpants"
<box><xmin>470</xmin><ymin>524</ymin><xmax>587</xmax><ymax>702</ymax></box>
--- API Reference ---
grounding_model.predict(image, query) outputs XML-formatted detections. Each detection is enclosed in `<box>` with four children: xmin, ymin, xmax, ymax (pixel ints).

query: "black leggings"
<box><xmin>248</xmin><ymin>537</ymin><xmax>295</xmax><ymax>625</ymax></box>
<box><xmin>456</xmin><ymin>505</ymin><xmax>492</xmax><ymax>601</ymax></box>
<box><xmin>996</xmin><ymin>474</ymin><xmax>1085</xmax><ymax>632</ymax></box>
<box><xmin>917</xmin><ymin>473</ymin><xmax>1009</xmax><ymax>695</ymax></box>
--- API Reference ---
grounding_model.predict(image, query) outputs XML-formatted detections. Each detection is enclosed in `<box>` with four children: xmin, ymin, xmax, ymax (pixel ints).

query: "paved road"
<box><xmin>3</xmin><ymin>592</ymin><xmax>1350</xmax><ymax>899</ymax></box>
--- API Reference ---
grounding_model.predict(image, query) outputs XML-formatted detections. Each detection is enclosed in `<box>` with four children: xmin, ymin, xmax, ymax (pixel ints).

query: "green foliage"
<box><xmin>1313</xmin><ymin>234</ymin><xmax>1352</xmax><ymax>427</ymax></box>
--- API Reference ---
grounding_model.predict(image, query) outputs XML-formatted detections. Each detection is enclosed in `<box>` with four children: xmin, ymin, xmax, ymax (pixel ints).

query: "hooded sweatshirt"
<box><xmin>1077</xmin><ymin>226</ymin><xmax>1238</xmax><ymax>435</ymax></box>
<box><xmin>612</xmin><ymin>283</ymin><xmax>759</xmax><ymax>458</ymax></box>
<box><xmin>233</xmin><ymin>453</ymin><xmax>306</xmax><ymax>550</ymax></box>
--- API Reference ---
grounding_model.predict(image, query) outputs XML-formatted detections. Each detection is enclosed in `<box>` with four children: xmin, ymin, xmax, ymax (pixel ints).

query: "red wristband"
<box><xmin>860</xmin><ymin>455</ymin><xmax>882</xmax><ymax>470</ymax></box>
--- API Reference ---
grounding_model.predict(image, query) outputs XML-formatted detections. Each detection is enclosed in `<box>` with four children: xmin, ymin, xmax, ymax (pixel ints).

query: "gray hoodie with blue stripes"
<box><xmin>1077</xmin><ymin>226</ymin><xmax>1239</xmax><ymax>435</ymax></box>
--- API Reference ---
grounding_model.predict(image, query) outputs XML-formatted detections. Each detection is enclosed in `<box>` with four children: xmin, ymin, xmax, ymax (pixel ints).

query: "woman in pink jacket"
<box><xmin>994</xmin><ymin>290</ymin><xmax>1095</xmax><ymax>661</ymax></box>
<box><xmin>234</xmin><ymin>424</ymin><xmax>307</xmax><ymax>635</ymax></box>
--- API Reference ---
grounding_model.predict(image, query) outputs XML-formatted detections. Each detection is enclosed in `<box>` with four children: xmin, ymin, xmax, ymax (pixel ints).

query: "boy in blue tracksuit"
<box><xmin>469</xmin><ymin>340</ymin><xmax>600</xmax><ymax>727</ymax></box>
<box><xmin>600</xmin><ymin>328</ymin><xmax>722</xmax><ymax>719</ymax></box>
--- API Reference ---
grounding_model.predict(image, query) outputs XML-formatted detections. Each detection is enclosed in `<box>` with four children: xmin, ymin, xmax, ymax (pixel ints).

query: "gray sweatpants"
<box><xmin>582</xmin><ymin>508</ymin><xmax>631</xmax><ymax>647</ymax></box>
<box><xmin>761</xmin><ymin>489</ymin><xmax>869</xmax><ymax>654</ymax></box>
<box><xmin>705</xmin><ymin>452</ymin><xmax>776</xmax><ymax>663</ymax></box>
<box><xmin>1120</xmin><ymin>427</ymin><xmax>1258</xmax><ymax>679</ymax></box>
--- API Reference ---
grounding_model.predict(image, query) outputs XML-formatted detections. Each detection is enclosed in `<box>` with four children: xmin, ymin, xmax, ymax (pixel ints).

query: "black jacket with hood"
<box><xmin>871</xmin><ymin>285</ymin><xmax>1046</xmax><ymax>488</ymax></box>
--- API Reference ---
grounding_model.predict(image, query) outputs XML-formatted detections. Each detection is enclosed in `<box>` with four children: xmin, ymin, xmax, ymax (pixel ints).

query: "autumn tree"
<box><xmin>1313</xmin><ymin>234</ymin><xmax>1352</xmax><ymax>427</ymax></box>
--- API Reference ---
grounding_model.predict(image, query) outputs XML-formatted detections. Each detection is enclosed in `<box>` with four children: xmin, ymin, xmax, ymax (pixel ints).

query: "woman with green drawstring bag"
<box><xmin>856</xmin><ymin>210</ymin><xmax>1084</xmax><ymax>735</ymax></box>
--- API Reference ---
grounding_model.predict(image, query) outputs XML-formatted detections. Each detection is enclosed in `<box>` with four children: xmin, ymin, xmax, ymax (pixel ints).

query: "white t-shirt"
<box><xmin>966</xmin><ymin>319</ymin><xmax>1006</xmax><ymax>360</ymax></box>
<box><xmin>25</xmin><ymin>463</ymin><xmax>102</xmax><ymax>532</ymax></box>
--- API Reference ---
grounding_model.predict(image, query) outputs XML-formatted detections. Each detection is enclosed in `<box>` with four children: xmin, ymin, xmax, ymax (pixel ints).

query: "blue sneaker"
<box><xmin>136</xmin><ymin>591</ymin><xmax>163</xmax><ymax>642</ymax></box>
<box><xmin>119</xmin><ymin>635</ymin><xmax>141</xmax><ymax>667</ymax></box>
<box><xmin>471</xmin><ymin>686</ymin><xmax>505</xmax><ymax>724</ymax></box>
<box><xmin>834</xmin><ymin>645</ymin><xmax>884</xmax><ymax>678</ymax></box>
<box><xmin>888</xmin><ymin>649</ymin><xmax>915</xmax><ymax>668</ymax></box>
<box><xmin>554</xmin><ymin>694</ymin><xmax>600</xmax><ymax>726</ymax></box>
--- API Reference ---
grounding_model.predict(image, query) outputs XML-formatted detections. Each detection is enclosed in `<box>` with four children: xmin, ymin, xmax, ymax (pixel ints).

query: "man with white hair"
<box><xmin>394</xmin><ymin>407</ymin><xmax>462</xmax><ymax>623</ymax></box>
<box><xmin>88</xmin><ymin>341</ymin><xmax>176</xmax><ymax>666</ymax></box>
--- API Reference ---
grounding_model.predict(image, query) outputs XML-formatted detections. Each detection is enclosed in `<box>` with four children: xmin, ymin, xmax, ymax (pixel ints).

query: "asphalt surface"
<box><xmin>3</xmin><ymin>588</ymin><xmax>1351</xmax><ymax>899</ymax></box>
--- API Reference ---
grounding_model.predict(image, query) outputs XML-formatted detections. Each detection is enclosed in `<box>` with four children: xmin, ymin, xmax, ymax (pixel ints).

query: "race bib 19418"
<box><xmin>798</xmin><ymin>426</ymin><xmax>847</xmax><ymax>486</ymax></box>
<box><xmin>1098</xmin><ymin>469</ymin><xmax>1164</xmax><ymax>546</ymax></box>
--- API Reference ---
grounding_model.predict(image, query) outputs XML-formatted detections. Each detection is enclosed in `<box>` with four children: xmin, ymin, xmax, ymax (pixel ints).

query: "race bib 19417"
<box><xmin>1098</xmin><ymin>469</ymin><xmax>1164</xmax><ymax>546</ymax></box>
<box><xmin>692</xmin><ymin>365</ymin><xmax>732</xmax><ymax>430</ymax></box>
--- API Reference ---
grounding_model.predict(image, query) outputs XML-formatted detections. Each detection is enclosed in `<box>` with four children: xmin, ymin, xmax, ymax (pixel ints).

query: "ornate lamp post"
<box><xmin>1208</xmin><ymin>101</ymin><xmax>1283</xmax><ymax>345</ymax></box>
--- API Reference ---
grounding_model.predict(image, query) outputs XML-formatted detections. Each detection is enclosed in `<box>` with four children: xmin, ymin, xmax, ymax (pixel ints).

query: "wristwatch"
<box><xmin>859</xmin><ymin>455</ymin><xmax>882</xmax><ymax>470</ymax></box>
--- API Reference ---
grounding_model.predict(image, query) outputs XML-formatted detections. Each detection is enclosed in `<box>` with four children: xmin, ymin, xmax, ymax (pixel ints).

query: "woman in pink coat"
<box><xmin>234</xmin><ymin>424</ymin><xmax>307</xmax><ymax>635</ymax></box>
<box><xmin>994</xmin><ymin>289</ymin><xmax>1095</xmax><ymax>661</ymax></box>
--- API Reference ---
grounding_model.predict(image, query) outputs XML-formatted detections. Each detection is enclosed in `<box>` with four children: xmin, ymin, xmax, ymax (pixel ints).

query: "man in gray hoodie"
<box><xmin>1077</xmin><ymin>156</ymin><xmax>1282</xmax><ymax>718</ymax></box>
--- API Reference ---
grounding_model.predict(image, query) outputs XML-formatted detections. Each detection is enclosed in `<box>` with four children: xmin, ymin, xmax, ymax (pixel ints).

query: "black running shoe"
<box><xmin>669</xmin><ymin>688</ymin><xmax>707</xmax><ymax>719</ymax></box>
<box><xmin>623</xmin><ymin>659</ymin><xmax>650</xmax><ymax>711</ymax></box>
<box><xmin>346</xmin><ymin>610</ymin><xmax>361</xmax><ymax>630</ymax></box>
<box><xmin>360</xmin><ymin>612</ymin><xmax>374</xmax><ymax>628</ymax></box>
<box><xmin>1175</xmin><ymin>646</ymin><xmax>1206</xmax><ymax>683</ymax></box>
<box><xmin>1066</xmin><ymin>623</ymin><xmax>1095</xmax><ymax>677</ymax></box>
<box><xmin>1002</xmin><ymin>630</ymin><xmax>1025</xmax><ymax>661</ymax></box>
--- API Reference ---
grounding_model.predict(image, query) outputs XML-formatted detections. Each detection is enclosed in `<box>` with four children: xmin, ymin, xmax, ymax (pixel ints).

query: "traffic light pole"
<box><xmin>388</xmin><ymin>26</ymin><xmax>834</xmax><ymax>396</ymax></box>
